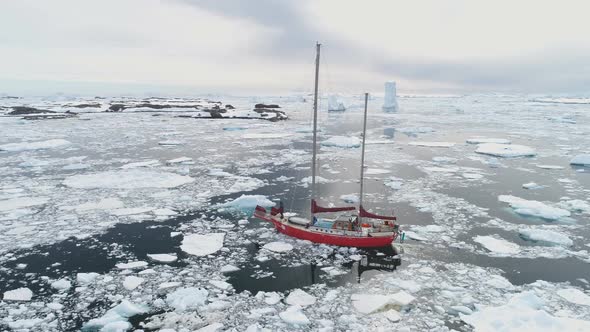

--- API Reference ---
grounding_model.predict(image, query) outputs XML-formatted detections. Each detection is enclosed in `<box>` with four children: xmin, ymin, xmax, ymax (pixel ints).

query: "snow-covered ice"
<box><xmin>475</xmin><ymin>143</ymin><xmax>536</xmax><ymax>157</ymax></box>
<box><xmin>64</xmin><ymin>170</ymin><xmax>194</xmax><ymax>189</ymax></box>
<box><xmin>147</xmin><ymin>253</ymin><xmax>178</xmax><ymax>263</ymax></box>
<box><xmin>499</xmin><ymin>195</ymin><xmax>571</xmax><ymax>220</ymax></box>
<box><xmin>322</xmin><ymin>136</ymin><xmax>361</xmax><ymax>148</ymax></box>
<box><xmin>519</xmin><ymin>229</ymin><xmax>573</xmax><ymax>246</ymax></box>
<box><xmin>286</xmin><ymin>289</ymin><xmax>317</xmax><ymax>306</ymax></box>
<box><xmin>466</xmin><ymin>137</ymin><xmax>511</xmax><ymax>144</ymax></box>
<box><xmin>409</xmin><ymin>141</ymin><xmax>455</xmax><ymax>148</ymax></box>
<box><xmin>262</xmin><ymin>241</ymin><xmax>294</xmax><ymax>253</ymax></box>
<box><xmin>181</xmin><ymin>233</ymin><xmax>225</xmax><ymax>256</ymax></box>
<box><xmin>3</xmin><ymin>288</ymin><xmax>33</xmax><ymax>301</ymax></box>
<box><xmin>0</xmin><ymin>139</ymin><xmax>71</xmax><ymax>152</ymax></box>
<box><xmin>474</xmin><ymin>235</ymin><xmax>520</xmax><ymax>255</ymax></box>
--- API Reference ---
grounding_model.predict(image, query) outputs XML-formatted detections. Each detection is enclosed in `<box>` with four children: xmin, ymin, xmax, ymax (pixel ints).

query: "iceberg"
<box><xmin>382</xmin><ymin>81</ymin><xmax>398</xmax><ymax>112</ymax></box>
<box><xmin>327</xmin><ymin>95</ymin><xmax>346</xmax><ymax>112</ymax></box>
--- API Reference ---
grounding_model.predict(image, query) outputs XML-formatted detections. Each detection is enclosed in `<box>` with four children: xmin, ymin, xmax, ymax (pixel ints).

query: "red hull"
<box><xmin>256</xmin><ymin>213</ymin><xmax>395</xmax><ymax>248</ymax></box>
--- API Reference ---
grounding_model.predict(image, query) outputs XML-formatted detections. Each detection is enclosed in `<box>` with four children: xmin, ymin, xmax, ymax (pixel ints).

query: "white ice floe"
<box><xmin>384</xmin><ymin>177</ymin><xmax>403</xmax><ymax>190</ymax></box>
<box><xmin>461</xmin><ymin>291</ymin><xmax>590</xmax><ymax>332</ymax></box>
<box><xmin>72</xmin><ymin>198</ymin><xmax>124</xmax><ymax>212</ymax></box>
<box><xmin>116</xmin><ymin>261</ymin><xmax>148</xmax><ymax>270</ymax></box>
<box><xmin>242</xmin><ymin>133</ymin><xmax>292</xmax><ymax>139</ymax></box>
<box><xmin>340</xmin><ymin>194</ymin><xmax>359</xmax><ymax>203</ymax></box>
<box><xmin>559</xmin><ymin>199</ymin><xmax>590</xmax><ymax>214</ymax></box>
<box><xmin>3</xmin><ymin>287</ymin><xmax>33</xmax><ymax>301</ymax></box>
<box><xmin>64</xmin><ymin>170</ymin><xmax>194</xmax><ymax>189</ymax></box>
<box><xmin>51</xmin><ymin>278</ymin><xmax>72</xmax><ymax>291</ymax></box>
<box><xmin>398</xmin><ymin>127</ymin><xmax>434</xmax><ymax>134</ymax></box>
<box><xmin>519</xmin><ymin>229</ymin><xmax>573</xmax><ymax>246</ymax></box>
<box><xmin>82</xmin><ymin>300</ymin><xmax>149</xmax><ymax>331</ymax></box>
<box><xmin>220</xmin><ymin>264</ymin><xmax>240</xmax><ymax>273</ymax></box>
<box><xmin>383</xmin><ymin>309</ymin><xmax>401</xmax><ymax>322</ymax></box>
<box><xmin>123</xmin><ymin>276</ymin><xmax>144</xmax><ymax>290</ymax></box>
<box><xmin>570</xmin><ymin>154</ymin><xmax>590</xmax><ymax>166</ymax></box>
<box><xmin>351</xmin><ymin>294</ymin><xmax>392</xmax><ymax>314</ymax></box>
<box><xmin>409</xmin><ymin>141</ymin><xmax>455</xmax><ymax>148</ymax></box>
<box><xmin>0</xmin><ymin>139</ymin><xmax>71</xmax><ymax>152</ymax></box>
<box><xmin>556</xmin><ymin>288</ymin><xmax>590</xmax><ymax>306</ymax></box>
<box><xmin>536</xmin><ymin>165</ymin><xmax>564</xmax><ymax>170</ymax></box>
<box><xmin>0</xmin><ymin>196</ymin><xmax>49</xmax><ymax>212</ymax></box>
<box><xmin>286</xmin><ymin>289</ymin><xmax>317</xmax><ymax>306</ymax></box>
<box><xmin>321</xmin><ymin>136</ymin><xmax>361</xmax><ymax>148</ymax></box>
<box><xmin>147</xmin><ymin>253</ymin><xmax>178</xmax><ymax>263</ymax></box>
<box><xmin>523</xmin><ymin>182</ymin><xmax>543</xmax><ymax>189</ymax></box>
<box><xmin>166</xmin><ymin>287</ymin><xmax>209</xmax><ymax>312</ymax></box>
<box><xmin>196</xmin><ymin>323</ymin><xmax>224</xmax><ymax>332</ymax></box>
<box><xmin>262</xmin><ymin>241</ymin><xmax>294</xmax><ymax>253</ymax></box>
<box><xmin>181</xmin><ymin>233</ymin><xmax>225</xmax><ymax>256</ymax></box>
<box><xmin>474</xmin><ymin>235</ymin><xmax>520</xmax><ymax>255</ymax></box>
<box><xmin>77</xmin><ymin>273</ymin><xmax>100</xmax><ymax>284</ymax></box>
<box><xmin>499</xmin><ymin>195</ymin><xmax>571</xmax><ymax>220</ymax></box>
<box><xmin>466</xmin><ymin>138</ymin><xmax>511</xmax><ymax>144</ymax></box>
<box><xmin>167</xmin><ymin>156</ymin><xmax>193</xmax><ymax>165</ymax></box>
<box><xmin>462</xmin><ymin>172</ymin><xmax>484</xmax><ymax>180</ymax></box>
<box><xmin>476</xmin><ymin>143</ymin><xmax>536</xmax><ymax>158</ymax></box>
<box><xmin>366</xmin><ymin>168</ymin><xmax>391</xmax><ymax>175</ymax></box>
<box><xmin>219</xmin><ymin>195</ymin><xmax>274</xmax><ymax>211</ymax></box>
<box><xmin>120</xmin><ymin>159</ymin><xmax>159</xmax><ymax>169</ymax></box>
<box><xmin>279</xmin><ymin>305</ymin><xmax>310</xmax><ymax>325</ymax></box>
<box><xmin>209</xmin><ymin>280</ymin><xmax>232</xmax><ymax>290</ymax></box>
<box><xmin>110</xmin><ymin>207</ymin><xmax>153</xmax><ymax>216</ymax></box>
<box><xmin>301</xmin><ymin>176</ymin><xmax>333</xmax><ymax>184</ymax></box>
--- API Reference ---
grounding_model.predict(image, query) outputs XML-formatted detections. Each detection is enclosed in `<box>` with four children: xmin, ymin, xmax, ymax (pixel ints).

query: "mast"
<box><xmin>311</xmin><ymin>42</ymin><xmax>321</xmax><ymax>218</ymax></box>
<box><xmin>359</xmin><ymin>93</ymin><xmax>369</xmax><ymax>223</ymax></box>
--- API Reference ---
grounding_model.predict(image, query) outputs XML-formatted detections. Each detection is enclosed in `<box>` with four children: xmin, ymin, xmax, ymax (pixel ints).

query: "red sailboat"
<box><xmin>254</xmin><ymin>43</ymin><xmax>400</xmax><ymax>248</ymax></box>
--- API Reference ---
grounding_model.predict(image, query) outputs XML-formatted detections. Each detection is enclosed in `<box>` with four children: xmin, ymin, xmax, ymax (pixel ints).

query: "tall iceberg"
<box><xmin>328</xmin><ymin>95</ymin><xmax>346</xmax><ymax>112</ymax></box>
<box><xmin>382</xmin><ymin>81</ymin><xmax>398</xmax><ymax>112</ymax></box>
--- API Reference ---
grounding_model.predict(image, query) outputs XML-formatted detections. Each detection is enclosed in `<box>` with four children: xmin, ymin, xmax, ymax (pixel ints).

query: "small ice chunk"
<box><xmin>279</xmin><ymin>305</ymin><xmax>310</xmax><ymax>325</ymax></box>
<box><xmin>263</xmin><ymin>241</ymin><xmax>294</xmax><ymax>253</ymax></box>
<box><xmin>166</xmin><ymin>287</ymin><xmax>209</xmax><ymax>312</ymax></box>
<box><xmin>536</xmin><ymin>165</ymin><xmax>564</xmax><ymax>170</ymax></box>
<box><xmin>466</xmin><ymin>138</ymin><xmax>511</xmax><ymax>144</ymax></box>
<box><xmin>475</xmin><ymin>143</ymin><xmax>536</xmax><ymax>158</ymax></box>
<box><xmin>383</xmin><ymin>309</ymin><xmax>401</xmax><ymax>322</ymax></box>
<box><xmin>351</xmin><ymin>294</ymin><xmax>392</xmax><ymax>314</ymax></box>
<box><xmin>116</xmin><ymin>261</ymin><xmax>148</xmax><ymax>269</ymax></box>
<box><xmin>196</xmin><ymin>323</ymin><xmax>224</xmax><ymax>332</ymax></box>
<box><xmin>322</xmin><ymin>136</ymin><xmax>361</xmax><ymax>148</ymax></box>
<box><xmin>463</xmin><ymin>173</ymin><xmax>484</xmax><ymax>180</ymax></box>
<box><xmin>51</xmin><ymin>278</ymin><xmax>72</xmax><ymax>291</ymax></box>
<box><xmin>147</xmin><ymin>253</ymin><xmax>178</xmax><ymax>263</ymax></box>
<box><xmin>181</xmin><ymin>233</ymin><xmax>225</xmax><ymax>256</ymax></box>
<box><xmin>83</xmin><ymin>300</ymin><xmax>149</xmax><ymax>331</ymax></box>
<box><xmin>556</xmin><ymin>288</ymin><xmax>590</xmax><ymax>306</ymax></box>
<box><xmin>340</xmin><ymin>194</ymin><xmax>359</xmax><ymax>203</ymax></box>
<box><xmin>570</xmin><ymin>154</ymin><xmax>590</xmax><ymax>166</ymax></box>
<box><xmin>499</xmin><ymin>195</ymin><xmax>570</xmax><ymax>220</ymax></box>
<box><xmin>474</xmin><ymin>235</ymin><xmax>520</xmax><ymax>255</ymax></box>
<box><xmin>167</xmin><ymin>156</ymin><xmax>193</xmax><ymax>165</ymax></box>
<box><xmin>286</xmin><ymin>289</ymin><xmax>317</xmax><ymax>306</ymax></box>
<box><xmin>559</xmin><ymin>199</ymin><xmax>590</xmax><ymax>214</ymax></box>
<box><xmin>519</xmin><ymin>229</ymin><xmax>573</xmax><ymax>246</ymax></box>
<box><xmin>220</xmin><ymin>264</ymin><xmax>240</xmax><ymax>273</ymax></box>
<box><xmin>3</xmin><ymin>287</ymin><xmax>33</xmax><ymax>301</ymax></box>
<box><xmin>77</xmin><ymin>272</ymin><xmax>100</xmax><ymax>284</ymax></box>
<box><xmin>219</xmin><ymin>195</ymin><xmax>274</xmax><ymax>210</ymax></box>
<box><xmin>120</xmin><ymin>159</ymin><xmax>159</xmax><ymax>169</ymax></box>
<box><xmin>209</xmin><ymin>280</ymin><xmax>232</xmax><ymax>290</ymax></box>
<box><xmin>123</xmin><ymin>276</ymin><xmax>144</xmax><ymax>290</ymax></box>
<box><xmin>158</xmin><ymin>282</ymin><xmax>182</xmax><ymax>289</ymax></box>
<box><xmin>409</xmin><ymin>141</ymin><xmax>455</xmax><ymax>148</ymax></box>
<box><xmin>523</xmin><ymin>182</ymin><xmax>543</xmax><ymax>190</ymax></box>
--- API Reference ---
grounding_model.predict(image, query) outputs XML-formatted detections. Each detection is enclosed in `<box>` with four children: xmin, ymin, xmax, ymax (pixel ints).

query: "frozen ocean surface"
<box><xmin>0</xmin><ymin>94</ymin><xmax>589</xmax><ymax>331</ymax></box>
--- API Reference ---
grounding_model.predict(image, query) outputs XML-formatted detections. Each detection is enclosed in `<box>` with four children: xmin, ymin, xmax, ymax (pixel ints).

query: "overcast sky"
<box><xmin>1</xmin><ymin>0</ymin><xmax>589</xmax><ymax>96</ymax></box>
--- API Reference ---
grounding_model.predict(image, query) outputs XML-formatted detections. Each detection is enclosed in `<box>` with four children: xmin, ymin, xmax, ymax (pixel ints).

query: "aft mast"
<box><xmin>311</xmin><ymin>42</ymin><xmax>321</xmax><ymax>220</ymax></box>
<box><xmin>359</xmin><ymin>93</ymin><xmax>369</xmax><ymax>223</ymax></box>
